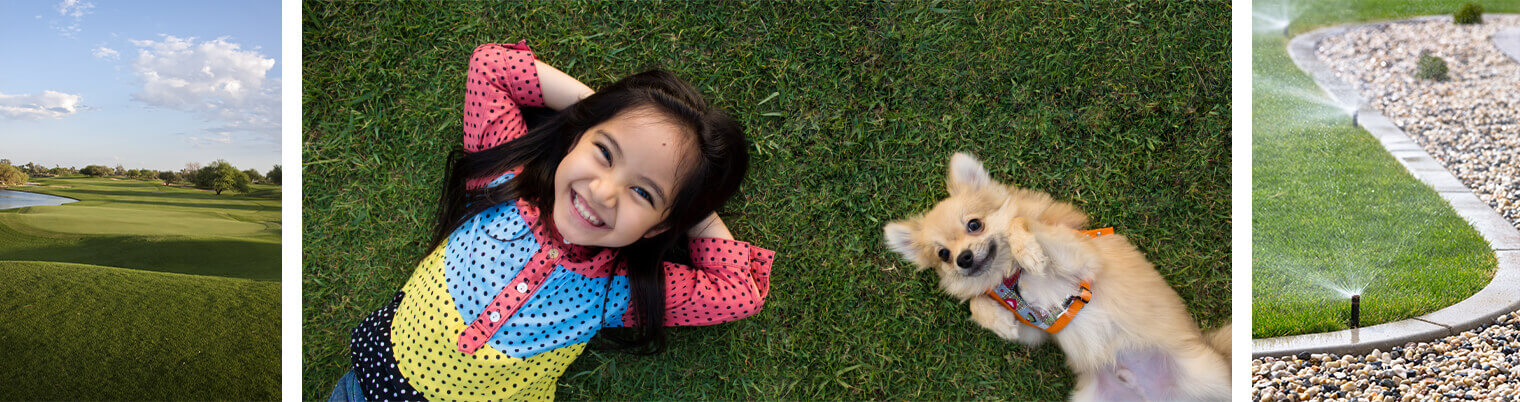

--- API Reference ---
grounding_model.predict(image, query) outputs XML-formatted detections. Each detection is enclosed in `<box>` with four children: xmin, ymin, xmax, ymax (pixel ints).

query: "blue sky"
<box><xmin>0</xmin><ymin>0</ymin><xmax>280</xmax><ymax>172</ymax></box>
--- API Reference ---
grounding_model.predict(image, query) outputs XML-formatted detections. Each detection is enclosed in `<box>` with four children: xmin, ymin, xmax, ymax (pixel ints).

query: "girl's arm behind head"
<box><xmin>687</xmin><ymin>213</ymin><xmax>733</xmax><ymax>240</ymax></box>
<box><xmin>534</xmin><ymin>60</ymin><xmax>595</xmax><ymax>111</ymax></box>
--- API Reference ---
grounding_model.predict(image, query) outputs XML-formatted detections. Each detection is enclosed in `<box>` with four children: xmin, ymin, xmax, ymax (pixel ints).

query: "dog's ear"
<box><xmin>947</xmin><ymin>152</ymin><xmax>991</xmax><ymax>196</ymax></box>
<box><xmin>883</xmin><ymin>220</ymin><xmax>924</xmax><ymax>269</ymax></box>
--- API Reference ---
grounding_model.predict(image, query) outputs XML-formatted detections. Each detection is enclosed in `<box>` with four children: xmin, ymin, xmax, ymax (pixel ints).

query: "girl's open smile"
<box><xmin>570</xmin><ymin>189</ymin><xmax>607</xmax><ymax>228</ymax></box>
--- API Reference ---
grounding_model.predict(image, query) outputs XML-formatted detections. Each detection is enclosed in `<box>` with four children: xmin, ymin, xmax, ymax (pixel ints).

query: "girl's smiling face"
<box><xmin>552</xmin><ymin>108</ymin><xmax>694</xmax><ymax>247</ymax></box>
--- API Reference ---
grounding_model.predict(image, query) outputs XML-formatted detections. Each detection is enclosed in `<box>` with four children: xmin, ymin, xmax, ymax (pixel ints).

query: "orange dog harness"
<box><xmin>986</xmin><ymin>227</ymin><xmax>1111</xmax><ymax>334</ymax></box>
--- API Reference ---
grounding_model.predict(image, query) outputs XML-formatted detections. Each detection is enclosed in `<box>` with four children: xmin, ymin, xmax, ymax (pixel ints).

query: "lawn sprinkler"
<box><xmin>1351</xmin><ymin>109</ymin><xmax>1359</xmax><ymax>127</ymax></box>
<box><xmin>1350</xmin><ymin>294</ymin><xmax>1361</xmax><ymax>329</ymax></box>
<box><xmin>1283</xmin><ymin>25</ymin><xmax>1290</xmax><ymax>37</ymax></box>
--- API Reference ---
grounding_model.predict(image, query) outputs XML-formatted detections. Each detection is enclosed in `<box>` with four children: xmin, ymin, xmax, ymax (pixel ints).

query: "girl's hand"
<box><xmin>534</xmin><ymin>60</ymin><xmax>595</xmax><ymax>110</ymax></box>
<box><xmin>687</xmin><ymin>213</ymin><xmax>733</xmax><ymax>240</ymax></box>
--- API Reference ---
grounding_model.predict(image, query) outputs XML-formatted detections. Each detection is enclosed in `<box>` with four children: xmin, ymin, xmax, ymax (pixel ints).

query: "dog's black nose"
<box><xmin>956</xmin><ymin>250</ymin><xmax>974</xmax><ymax>268</ymax></box>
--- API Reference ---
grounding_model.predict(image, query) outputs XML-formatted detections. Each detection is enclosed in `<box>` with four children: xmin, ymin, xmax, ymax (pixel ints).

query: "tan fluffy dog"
<box><xmin>882</xmin><ymin>153</ymin><xmax>1230</xmax><ymax>401</ymax></box>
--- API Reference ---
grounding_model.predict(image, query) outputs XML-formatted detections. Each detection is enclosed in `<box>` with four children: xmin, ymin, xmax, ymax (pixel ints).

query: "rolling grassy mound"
<box><xmin>0</xmin><ymin>261</ymin><xmax>279</xmax><ymax>400</ymax></box>
<box><xmin>7</xmin><ymin>205</ymin><xmax>267</xmax><ymax>236</ymax></box>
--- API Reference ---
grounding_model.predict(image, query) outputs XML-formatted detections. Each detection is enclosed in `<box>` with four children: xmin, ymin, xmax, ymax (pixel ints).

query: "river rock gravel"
<box><xmin>1316</xmin><ymin>15</ymin><xmax>1520</xmax><ymax>231</ymax></box>
<box><xmin>1253</xmin><ymin>310</ymin><xmax>1520</xmax><ymax>401</ymax></box>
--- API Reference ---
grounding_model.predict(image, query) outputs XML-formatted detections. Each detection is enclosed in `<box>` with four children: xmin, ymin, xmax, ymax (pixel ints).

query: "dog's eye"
<box><xmin>937</xmin><ymin>248</ymin><xmax>950</xmax><ymax>262</ymax></box>
<box><xmin>967</xmin><ymin>219</ymin><xmax>983</xmax><ymax>233</ymax></box>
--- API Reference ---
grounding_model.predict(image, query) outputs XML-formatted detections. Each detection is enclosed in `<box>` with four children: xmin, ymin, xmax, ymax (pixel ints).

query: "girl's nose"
<box><xmin>589</xmin><ymin>177</ymin><xmax>618</xmax><ymax>208</ymax></box>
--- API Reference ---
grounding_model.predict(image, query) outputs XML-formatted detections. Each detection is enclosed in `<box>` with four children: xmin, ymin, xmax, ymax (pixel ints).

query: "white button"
<box><xmin>488</xmin><ymin>311</ymin><xmax>501</xmax><ymax>323</ymax></box>
<box><xmin>515</xmin><ymin>282</ymin><xmax>529</xmax><ymax>293</ymax></box>
<box><xmin>547</xmin><ymin>248</ymin><xmax>560</xmax><ymax>259</ymax></box>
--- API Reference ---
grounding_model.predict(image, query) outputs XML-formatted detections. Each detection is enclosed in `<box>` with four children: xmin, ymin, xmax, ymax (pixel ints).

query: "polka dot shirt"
<box><xmin>347</xmin><ymin>41</ymin><xmax>777</xmax><ymax>400</ymax></box>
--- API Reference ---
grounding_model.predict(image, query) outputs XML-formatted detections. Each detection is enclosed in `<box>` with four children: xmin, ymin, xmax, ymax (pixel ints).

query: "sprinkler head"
<box><xmin>1350</xmin><ymin>294</ymin><xmax>1361</xmax><ymax>329</ymax></box>
<box><xmin>1351</xmin><ymin>109</ymin><xmax>1359</xmax><ymax>127</ymax></box>
<box><xmin>1283</xmin><ymin>26</ymin><xmax>1290</xmax><ymax>37</ymax></box>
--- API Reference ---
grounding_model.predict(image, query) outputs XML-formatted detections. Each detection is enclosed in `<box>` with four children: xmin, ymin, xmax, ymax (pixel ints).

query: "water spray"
<box><xmin>1350</xmin><ymin>294</ymin><xmax>1361</xmax><ymax>329</ymax></box>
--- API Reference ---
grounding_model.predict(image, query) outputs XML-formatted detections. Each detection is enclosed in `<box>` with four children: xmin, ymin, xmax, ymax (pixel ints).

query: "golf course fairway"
<box><xmin>0</xmin><ymin>176</ymin><xmax>280</xmax><ymax>400</ymax></box>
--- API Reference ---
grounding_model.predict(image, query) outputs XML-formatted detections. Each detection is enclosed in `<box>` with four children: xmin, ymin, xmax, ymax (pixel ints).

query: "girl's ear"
<box><xmin>642</xmin><ymin>225</ymin><xmax>670</xmax><ymax>239</ymax></box>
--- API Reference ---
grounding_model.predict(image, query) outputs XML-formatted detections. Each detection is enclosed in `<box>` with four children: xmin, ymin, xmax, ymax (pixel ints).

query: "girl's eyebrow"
<box><xmin>597</xmin><ymin>129</ymin><xmax>669</xmax><ymax>203</ymax></box>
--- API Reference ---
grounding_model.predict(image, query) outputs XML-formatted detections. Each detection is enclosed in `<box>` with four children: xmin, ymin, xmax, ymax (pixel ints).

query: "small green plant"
<box><xmin>1454</xmin><ymin>2</ymin><xmax>1483</xmax><ymax>25</ymax></box>
<box><xmin>1416</xmin><ymin>52</ymin><xmax>1449</xmax><ymax>81</ymax></box>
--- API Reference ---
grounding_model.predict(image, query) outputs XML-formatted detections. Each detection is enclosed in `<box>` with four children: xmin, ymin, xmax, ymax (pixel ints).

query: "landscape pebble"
<box><xmin>1253</xmin><ymin>310</ymin><xmax>1520</xmax><ymax>400</ymax></box>
<box><xmin>1316</xmin><ymin>16</ymin><xmax>1520</xmax><ymax>231</ymax></box>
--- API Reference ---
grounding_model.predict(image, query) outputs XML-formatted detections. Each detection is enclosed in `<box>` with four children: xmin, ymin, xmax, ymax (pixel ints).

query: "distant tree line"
<box><xmin>0</xmin><ymin>158</ymin><xmax>280</xmax><ymax>195</ymax></box>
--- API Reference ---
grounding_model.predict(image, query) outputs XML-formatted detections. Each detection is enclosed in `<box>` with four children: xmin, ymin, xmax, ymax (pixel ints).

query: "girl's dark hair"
<box><xmin>431</xmin><ymin>70</ymin><xmax>749</xmax><ymax>353</ymax></box>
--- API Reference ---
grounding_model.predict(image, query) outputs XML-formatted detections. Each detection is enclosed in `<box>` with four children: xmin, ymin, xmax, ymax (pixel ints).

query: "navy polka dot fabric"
<box><xmin>349</xmin><ymin>292</ymin><xmax>424</xmax><ymax>400</ymax></box>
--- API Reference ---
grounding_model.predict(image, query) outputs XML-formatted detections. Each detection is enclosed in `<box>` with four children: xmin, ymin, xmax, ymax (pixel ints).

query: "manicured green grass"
<box><xmin>1250</xmin><ymin>0</ymin><xmax>1515</xmax><ymax>338</ymax></box>
<box><xmin>0</xmin><ymin>177</ymin><xmax>280</xmax><ymax>281</ymax></box>
<box><xmin>304</xmin><ymin>2</ymin><xmax>1229</xmax><ymax>399</ymax></box>
<box><xmin>0</xmin><ymin>261</ymin><xmax>279</xmax><ymax>401</ymax></box>
<box><xmin>0</xmin><ymin>176</ymin><xmax>281</xmax><ymax>399</ymax></box>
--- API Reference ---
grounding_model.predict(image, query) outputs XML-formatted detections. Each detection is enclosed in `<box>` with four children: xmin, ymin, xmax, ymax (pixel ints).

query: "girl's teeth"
<box><xmin>575</xmin><ymin>193</ymin><xmax>603</xmax><ymax>226</ymax></box>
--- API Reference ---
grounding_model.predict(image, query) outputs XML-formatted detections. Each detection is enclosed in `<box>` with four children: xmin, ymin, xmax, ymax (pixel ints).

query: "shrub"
<box><xmin>0</xmin><ymin>163</ymin><xmax>27</xmax><ymax>186</ymax></box>
<box><xmin>1416</xmin><ymin>52</ymin><xmax>1449</xmax><ymax>81</ymax></box>
<box><xmin>195</xmin><ymin>160</ymin><xmax>251</xmax><ymax>195</ymax></box>
<box><xmin>1454</xmin><ymin>3</ymin><xmax>1483</xmax><ymax>25</ymax></box>
<box><xmin>80</xmin><ymin>165</ymin><xmax>111</xmax><ymax>177</ymax></box>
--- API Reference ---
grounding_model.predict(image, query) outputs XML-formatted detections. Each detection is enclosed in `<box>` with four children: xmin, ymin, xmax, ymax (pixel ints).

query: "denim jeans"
<box><xmin>328</xmin><ymin>370</ymin><xmax>365</xmax><ymax>402</ymax></box>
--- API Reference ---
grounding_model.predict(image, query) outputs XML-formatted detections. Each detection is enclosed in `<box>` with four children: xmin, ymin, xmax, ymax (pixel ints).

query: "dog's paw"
<box><xmin>969</xmin><ymin>296</ymin><xmax>1022</xmax><ymax>341</ymax></box>
<box><xmin>1013</xmin><ymin>242</ymin><xmax>1049</xmax><ymax>274</ymax></box>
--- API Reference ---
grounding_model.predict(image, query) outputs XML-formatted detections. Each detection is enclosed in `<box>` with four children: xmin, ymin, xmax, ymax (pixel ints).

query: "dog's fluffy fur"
<box><xmin>883</xmin><ymin>153</ymin><xmax>1230</xmax><ymax>401</ymax></box>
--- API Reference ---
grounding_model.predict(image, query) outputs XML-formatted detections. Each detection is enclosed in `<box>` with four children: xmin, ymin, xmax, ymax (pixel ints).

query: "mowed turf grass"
<box><xmin>1250</xmin><ymin>0</ymin><xmax>1514</xmax><ymax>338</ymax></box>
<box><xmin>304</xmin><ymin>2</ymin><xmax>1229</xmax><ymax>400</ymax></box>
<box><xmin>0</xmin><ymin>176</ymin><xmax>280</xmax><ymax>400</ymax></box>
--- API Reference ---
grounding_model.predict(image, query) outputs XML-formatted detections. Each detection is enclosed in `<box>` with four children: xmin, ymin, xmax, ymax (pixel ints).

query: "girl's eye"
<box><xmin>967</xmin><ymin>219</ymin><xmax>982</xmax><ymax>233</ymax></box>
<box><xmin>595</xmin><ymin>143</ymin><xmax>612</xmax><ymax>165</ymax></box>
<box><xmin>632</xmin><ymin>187</ymin><xmax>654</xmax><ymax>205</ymax></box>
<box><xmin>937</xmin><ymin>248</ymin><xmax>950</xmax><ymax>262</ymax></box>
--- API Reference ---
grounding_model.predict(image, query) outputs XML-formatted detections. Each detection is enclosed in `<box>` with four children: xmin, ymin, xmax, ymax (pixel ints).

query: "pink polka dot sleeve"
<box><xmin>619</xmin><ymin>238</ymin><xmax>776</xmax><ymax>327</ymax></box>
<box><xmin>462</xmin><ymin>41</ymin><xmax>545</xmax><ymax>152</ymax></box>
<box><xmin>462</xmin><ymin>41</ymin><xmax>544</xmax><ymax>189</ymax></box>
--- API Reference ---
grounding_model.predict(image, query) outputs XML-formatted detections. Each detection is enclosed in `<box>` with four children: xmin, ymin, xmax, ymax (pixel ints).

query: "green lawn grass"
<box><xmin>304</xmin><ymin>2</ymin><xmax>1229</xmax><ymax>399</ymax></box>
<box><xmin>0</xmin><ymin>261</ymin><xmax>279</xmax><ymax>400</ymax></box>
<box><xmin>0</xmin><ymin>177</ymin><xmax>280</xmax><ymax>281</ymax></box>
<box><xmin>0</xmin><ymin>176</ymin><xmax>281</xmax><ymax>399</ymax></box>
<box><xmin>1251</xmin><ymin>0</ymin><xmax>1515</xmax><ymax>338</ymax></box>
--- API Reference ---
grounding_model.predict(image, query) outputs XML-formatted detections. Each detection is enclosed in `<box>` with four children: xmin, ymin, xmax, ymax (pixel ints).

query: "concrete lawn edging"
<box><xmin>1254</xmin><ymin>16</ymin><xmax>1520</xmax><ymax>359</ymax></box>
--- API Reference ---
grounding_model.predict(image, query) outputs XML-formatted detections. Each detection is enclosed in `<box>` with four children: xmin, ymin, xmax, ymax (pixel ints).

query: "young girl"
<box><xmin>331</xmin><ymin>41</ymin><xmax>775</xmax><ymax>401</ymax></box>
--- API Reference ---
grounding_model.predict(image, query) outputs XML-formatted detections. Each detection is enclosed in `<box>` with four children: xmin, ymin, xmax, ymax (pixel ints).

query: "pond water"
<box><xmin>0</xmin><ymin>189</ymin><xmax>78</xmax><ymax>210</ymax></box>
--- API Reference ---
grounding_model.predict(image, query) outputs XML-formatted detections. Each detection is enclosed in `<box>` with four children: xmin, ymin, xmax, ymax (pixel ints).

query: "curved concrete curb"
<box><xmin>1497</xmin><ymin>27</ymin><xmax>1520</xmax><ymax>62</ymax></box>
<box><xmin>1253</xmin><ymin>16</ymin><xmax>1520</xmax><ymax>359</ymax></box>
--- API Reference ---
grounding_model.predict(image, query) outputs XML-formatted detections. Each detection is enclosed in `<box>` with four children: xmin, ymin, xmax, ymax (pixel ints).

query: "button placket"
<box><xmin>456</xmin><ymin>245</ymin><xmax>565</xmax><ymax>354</ymax></box>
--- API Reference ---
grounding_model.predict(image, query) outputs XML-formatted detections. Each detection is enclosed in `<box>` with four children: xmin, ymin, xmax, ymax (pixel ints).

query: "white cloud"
<box><xmin>92</xmin><ymin>46</ymin><xmax>118</xmax><ymax>60</ymax></box>
<box><xmin>56</xmin><ymin>0</ymin><xmax>93</xmax><ymax>18</ymax></box>
<box><xmin>128</xmin><ymin>35</ymin><xmax>280</xmax><ymax>146</ymax></box>
<box><xmin>50</xmin><ymin>0</ymin><xmax>93</xmax><ymax>37</ymax></box>
<box><xmin>0</xmin><ymin>90</ymin><xmax>84</xmax><ymax>120</ymax></box>
<box><xmin>184</xmin><ymin>131</ymin><xmax>235</xmax><ymax>148</ymax></box>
